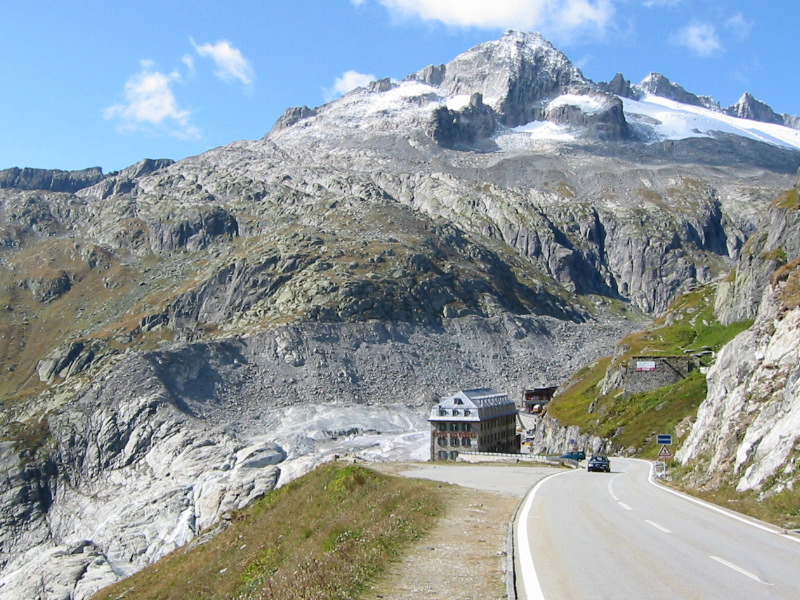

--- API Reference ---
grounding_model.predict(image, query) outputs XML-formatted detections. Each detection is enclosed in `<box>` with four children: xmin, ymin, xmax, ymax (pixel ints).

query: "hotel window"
<box><xmin>462</xmin><ymin>438</ymin><xmax>471</xmax><ymax>447</ymax></box>
<box><xmin>437</xmin><ymin>437</ymin><xmax>447</xmax><ymax>446</ymax></box>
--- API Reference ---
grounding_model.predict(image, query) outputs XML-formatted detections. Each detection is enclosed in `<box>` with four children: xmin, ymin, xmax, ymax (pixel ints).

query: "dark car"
<box><xmin>560</xmin><ymin>451</ymin><xmax>586</xmax><ymax>462</ymax></box>
<box><xmin>587</xmin><ymin>456</ymin><xmax>611</xmax><ymax>472</ymax></box>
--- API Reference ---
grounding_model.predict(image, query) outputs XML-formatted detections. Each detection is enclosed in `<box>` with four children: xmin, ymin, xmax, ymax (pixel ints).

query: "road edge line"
<box><xmin>637</xmin><ymin>458</ymin><xmax>798</xmax><ymax>541</ymax></box>
<box><xmin>515</xmin><ymin>469</ymin><xmax>573</xmax><ymax>600</ymax></box>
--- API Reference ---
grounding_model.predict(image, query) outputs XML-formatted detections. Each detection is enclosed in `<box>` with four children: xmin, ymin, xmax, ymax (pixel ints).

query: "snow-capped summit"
<box><xmin>269</xmin><ymin>30</ymin><xmax>800</xmax><ymax>156</ymax></box>
<box><xmin>410</xmin><ymin>29</ymin><xmax>590</xmax><ymax>127</ymax></box>
<box><xmin>635</xmin><ymin>72</ymin><xmax>720</xmax><ymax>111</ymax></box>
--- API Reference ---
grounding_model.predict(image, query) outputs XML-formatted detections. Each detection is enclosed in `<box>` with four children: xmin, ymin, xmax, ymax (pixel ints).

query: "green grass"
<box><xmin>620</xmin><ymin>286</ymin><xmax>752</xmax><ymax>361</ymax></box>
<box><xmin>771</xmin><ymin>188</ymin><xmax>799</xmax><ymax>210</ymax></box>
<box><xmin>602</xmin><ymin>371</ymin><xmax>707</xmax><ymax>454</ymax></box>
<box><xmin>548</xmin><ymin>283</ymin><xmax>751</xmax><ymax>451</ymax></box>
<box><xmin>91</xmin><ymin>463</ymin><xmax>443</xmax><ymax>600</ymax></box>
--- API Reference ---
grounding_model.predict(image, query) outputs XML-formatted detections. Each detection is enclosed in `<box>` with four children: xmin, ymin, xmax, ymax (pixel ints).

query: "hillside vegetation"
<box><xmin>91</xmin><ymin>463</ymin><xmax>443</xmax><ymax>600</ymax></box>
<box><xmin>547</xmin><ymin>284</ymin><xmax>753</xmax><ymax>455</ymax></box>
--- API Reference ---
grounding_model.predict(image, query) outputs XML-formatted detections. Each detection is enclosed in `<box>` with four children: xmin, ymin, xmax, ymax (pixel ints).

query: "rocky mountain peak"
<box><xmin>599</xmin><ymin>73</ymin><xmax>638</xmax><ymax>100</ymax></box>
<box><xmin>413</xmin><ymin>29</ymin><xmax>591</xmax><ymax>128</ymax></box>
<box><xmin>636</xmin><ymin>72</ymin><xmax>716</xmax><ymax>109</ymax></box>
<box><xmin>725</xmin><ymin>92</ymin><xmax>784</xmax><ymax>125</ymax></box>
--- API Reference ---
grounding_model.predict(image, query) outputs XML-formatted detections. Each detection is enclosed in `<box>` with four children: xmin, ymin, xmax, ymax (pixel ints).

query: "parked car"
<box><xmin>560</xmin><ymin>451</ymin><xmax>586</xmax><ymax>462</ymax></box>
<box><xmin>587</xmin><ymin>456</ymin><xmax>611</xmax><ymax>472</ymax></box>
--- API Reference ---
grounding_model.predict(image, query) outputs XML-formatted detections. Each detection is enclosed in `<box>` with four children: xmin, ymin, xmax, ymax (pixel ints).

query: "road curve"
<box><xmin>516</xmin><ymin>458</ymin><xmax>800</xmax><ymax>600</ymax></box>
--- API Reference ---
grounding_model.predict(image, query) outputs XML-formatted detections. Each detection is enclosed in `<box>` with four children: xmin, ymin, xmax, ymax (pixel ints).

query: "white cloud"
<box><xmin>103</xmin><ymin>61</ymin><xmax>200</xmax><ymax>139</ymax></box>
<box><xmin>352</xmin><ymin>0</ymin><xmax>615</xmax><ymax>37</ymax></box>
<box><xmin>324</xmin><ymin>70</ymin><xmax>377</xmax><ymax>102</ymax></box>
<box><xmin>192</xmin><ymin>39</ymin><xmax>255</xmax><ymax>87</ymax></box>
<box><xmin>671</xmin><ymin>22</ymin><xmax>722</xmax><ymax>57</ymax></box>
<box><xmin>182</xmin><ymin>54</ymin><xmax>196</xmax><ymax>74</ymax></box>
<box><xmin>725</xmin><ymin>12</ymin><xmax>753</xmax><ymax>41</ymax></box>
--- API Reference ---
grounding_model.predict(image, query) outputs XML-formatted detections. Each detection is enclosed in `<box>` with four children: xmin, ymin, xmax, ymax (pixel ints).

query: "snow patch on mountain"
<box><xmin>624</xmin><ymin>94</ymin><xmax>800</xmax><ymax>150</ymax></box>
<box><xmin>548</xmin><ymin>94</ymin><xmax>610</xmax><ymax>115</ymax></box>
<box><xmin>496</xmin><ymin>121</ymin><xmax>577</xmax><ymax>150</ymax></box>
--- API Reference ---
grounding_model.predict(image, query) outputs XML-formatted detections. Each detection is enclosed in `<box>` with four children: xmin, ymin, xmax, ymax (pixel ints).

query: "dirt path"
<box><xmin>364</xmin><ymin>462</ymin><xmax>559</xmax><ymax>600</ymax></box>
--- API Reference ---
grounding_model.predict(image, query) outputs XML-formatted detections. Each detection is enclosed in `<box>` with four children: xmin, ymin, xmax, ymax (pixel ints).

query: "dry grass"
<box><xmin>91</xmin><ymin>463</ymin><xmax>443</xmax><ymax>600</ymax></box>
<box><xmin>771</xmin><ymin>258</ymin><xmax>800</xmax><ymax>310</ymax></box>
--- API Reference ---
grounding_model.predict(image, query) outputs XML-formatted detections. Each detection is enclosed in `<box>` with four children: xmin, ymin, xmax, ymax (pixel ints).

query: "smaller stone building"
<box><xmin>521</xmin><ymin>386</ymin><xmax>558</xmax><ymax>414</ymax></box>
<box><xmin>622</xmin><ymin>356</ymin><xmax>701</xmax><ymax>395</ymax></box>
<box><xmin>429</xmin><ymin>388</ymin><xmax>518</xmax><ymax>461</ymax></box>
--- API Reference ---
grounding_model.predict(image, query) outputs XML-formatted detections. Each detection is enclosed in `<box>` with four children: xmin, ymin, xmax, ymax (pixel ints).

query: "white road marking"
<box><xmin>608</xmin><ymin>473</ymin><xmax>633</xmax><ymax>510</ymax></box>
<box><xmin>642</xmin><ymin>459</ymin><xmax>799</xmax><ymax>542</ymax></box>
<box><xmin>516</xmin><ymin>470</ymin><xmax>574</xmax><ymax>600</ymax></box>
<box><xmin>710</xmin><ymin>555</ymin><xmax>773</xmax><ymax>585</ymax></box>
<box><xmin>645</xmin><ymin>519</ymin><xmax>672</xmax><ymax>533</ymax></box>
<box><xmin>607</xmin><ymin>476</ymin><xmax>621</xmax><ymax>501</ymax></box>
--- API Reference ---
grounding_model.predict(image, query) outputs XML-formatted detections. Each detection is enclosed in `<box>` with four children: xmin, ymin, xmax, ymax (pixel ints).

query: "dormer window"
<box><xmin>454</xmin><ymin>398</ymin><xmax>463</xmax><ymax>405</ymax></box>
<box><xmin>452</xmin><ymin>409</ymin><xmax>460</xmax><ymax>416</ymax></box>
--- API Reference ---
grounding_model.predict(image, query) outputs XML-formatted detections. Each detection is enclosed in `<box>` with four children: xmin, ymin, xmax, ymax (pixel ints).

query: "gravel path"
<box><xmin>365</xmin><ymin>463</ymin><xmax>560</xmax><ymax>600</ymax></box>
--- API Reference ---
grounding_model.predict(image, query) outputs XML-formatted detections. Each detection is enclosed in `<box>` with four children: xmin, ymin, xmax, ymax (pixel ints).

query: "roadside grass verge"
<box><xmin>91</xmin><ymin>463</ymin><xmax>443</xmax><ymax>600</ymax></box>
<box><xmin>669</xmin><ymin>471</ymin><xmax>800</xmax><ymax>531</ymax></box>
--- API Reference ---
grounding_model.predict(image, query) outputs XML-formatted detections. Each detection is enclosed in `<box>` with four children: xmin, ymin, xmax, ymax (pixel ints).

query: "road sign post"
<box><xmin>656</xmin><ymin>435</ymin><xmax>673</xmax><ymax>478</ymax></box>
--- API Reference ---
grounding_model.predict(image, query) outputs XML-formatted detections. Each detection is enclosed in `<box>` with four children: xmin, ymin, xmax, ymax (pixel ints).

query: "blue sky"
<box><xmin>1</xmin><ymin>0</ymin><xmax>797</xmax><ymax>173</ymax></box>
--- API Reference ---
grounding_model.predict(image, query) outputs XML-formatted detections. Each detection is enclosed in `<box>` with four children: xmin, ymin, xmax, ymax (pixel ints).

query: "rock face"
<box><xmin>678</xmin><ymin>261</ymin><xmax>800</xmax><ymax>493</ymax></box>
<box><xmin>2</xmin><ymin>30</ymin><xmax>800</xmax><ymax>599</ymax></box>
<box><xmin>677</xmin><ymin>193</ymin><xmax>800</xmax><ymax>494</ymax></box>
<box><xmin>715</xmin><ymin>193</ymin><xmax>800</xmax><ymax>324</ymax></box>
<box><xmin>636</xmin><ymin>73</ymin><xmax>719</xmax><ymax>110</ymax></box>
<box><xmin>725</xmin><ymin>92</ymin><xmax>800</xmax><ymax>130</ymax></box>
<box><xmin>0</xmin><ymin>167</ymin><xmax>105</xmax><ymax>193</ymax></box>
<box><xmin>0</xmin><ymin>314</ymin><xmax>633</xmax><ymax>599</ymax></box>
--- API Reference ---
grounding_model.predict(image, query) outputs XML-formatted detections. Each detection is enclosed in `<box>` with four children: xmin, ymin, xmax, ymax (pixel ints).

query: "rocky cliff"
<box><xmin>1</xmin><ymin>30</ymin><xmax>800</xmax><ymax>599</ymax></box>
<box><xmin>677</xmin><ymin>197</ymin><xmax>800</xmax><ymax>495</ymax></box>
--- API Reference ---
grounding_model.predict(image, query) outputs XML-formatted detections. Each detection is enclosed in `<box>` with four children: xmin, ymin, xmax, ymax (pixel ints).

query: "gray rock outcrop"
<box><xmin>0</xmin><ymin>167</ymin><xmax>105</xmax><ymax>194</ymax></box>
<box><xmin>636</xmin><ymin>73</ymin><xmax>720</xmax><ymax>111</ymax></box>
<box><xmin>0</xmin><ymin>313</ymin><xmax>635</xmax><ymax>599</ymax></box>
<box><xmin>715</xmin><ymin>195</ymin><xmax>800</xmax><ymax>324</ymax></box>
<box><xmin>678</xmin><ymin>266</ymin><xmax>800</xmax><ymax>492</ymax></box>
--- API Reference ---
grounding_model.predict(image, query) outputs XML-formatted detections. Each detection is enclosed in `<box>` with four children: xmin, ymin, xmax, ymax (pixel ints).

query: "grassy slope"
<box><xmin>91</xmin><ymin>463</ymin><xmax>443</xmax><ymax>600</ymax></box>
<box><xmin>548</xmin><ymin>285</ymin><xmax>753</xmax><ymax>454</ymax></box>
<box><xmin>548</xmin><ymin>280</ymin><xmax>800</xmax><ymax>528</ymax></box>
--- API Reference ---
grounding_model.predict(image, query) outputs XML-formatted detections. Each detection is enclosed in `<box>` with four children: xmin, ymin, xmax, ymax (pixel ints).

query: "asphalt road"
<box><xmin>516</xmin><ymin>458</ymin><xmax>800</xmax><ymax>600</ymax></box>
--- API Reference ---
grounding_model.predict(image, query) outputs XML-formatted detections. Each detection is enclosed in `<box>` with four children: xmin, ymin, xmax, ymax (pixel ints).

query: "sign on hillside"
<box><xmin>657</xmin><ymin>434</ymin><xmax>672</xmax><ymax>445</ymax></box>
<box><xmin>658</xmin><ymin>445</ymin><xmax>672</xmax><ymax>458</ymax></box>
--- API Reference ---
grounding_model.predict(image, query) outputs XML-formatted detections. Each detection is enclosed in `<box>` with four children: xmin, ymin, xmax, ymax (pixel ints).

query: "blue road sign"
<box><xmin>657</xmin><ymin>434</ymin><xmax>673</xmax><ymax>445</ymax></box>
